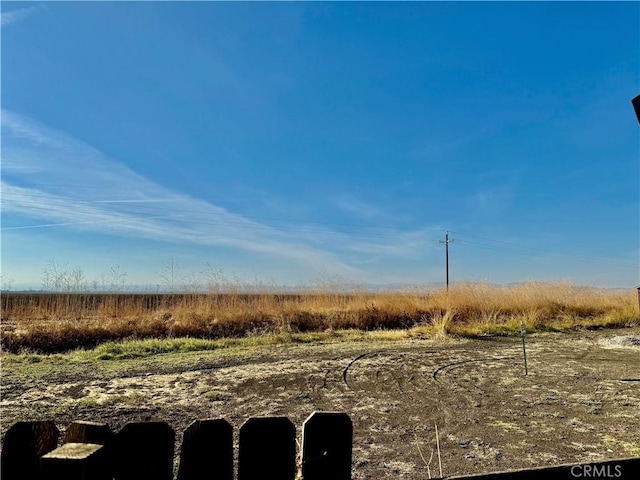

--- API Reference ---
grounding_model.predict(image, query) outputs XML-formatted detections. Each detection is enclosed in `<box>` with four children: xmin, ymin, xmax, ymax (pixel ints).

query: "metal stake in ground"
<box><xmin>521</xmin><ymin>322</ymin><xmax>528</xmax><ymax>376</ymax></box>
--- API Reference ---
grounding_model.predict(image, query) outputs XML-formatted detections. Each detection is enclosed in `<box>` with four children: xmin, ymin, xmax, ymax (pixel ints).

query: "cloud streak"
<box><xmin>1</xmin><ymin>110</ymin><xmax>440</xmax><ymax>280</ymax></box>
<box><xmin>1</xmin><ymin>5</ymin><xmax>42</xmax><ymax>27</ymax></box>
<box><xmin>333</xmin><ymin>195</ymin><xmax>387</xmax><ymax>220</ymax></box>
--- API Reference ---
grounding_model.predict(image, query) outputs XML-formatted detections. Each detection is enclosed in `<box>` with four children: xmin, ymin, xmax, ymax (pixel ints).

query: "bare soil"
<box><xmin>2</xmin><ymin>327</ymin><xmax>639</xmax><ymax>478</ymax></box>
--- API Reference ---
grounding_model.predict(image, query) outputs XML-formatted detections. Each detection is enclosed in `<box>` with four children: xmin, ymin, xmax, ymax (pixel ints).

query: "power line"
<box><xmin>454</xmin><ymin>237</ymin><xmax>637</xmax><ymax>268</ymax></box>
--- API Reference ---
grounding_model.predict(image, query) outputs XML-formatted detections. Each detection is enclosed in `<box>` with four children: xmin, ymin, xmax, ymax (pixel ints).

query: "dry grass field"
<box><xmin>1</xmin><ymin>282</ymin><xmax>638</xmax><ymax>354</ymax></box>
<box><xmin>2</xmin><ymin>327</ymin><xmax>639</xmax><ymax>478</ymax></box>
<box><xmin>2</xmin><ymin>282</ymin><xmax>639</xmax><ymax>478</ymax></box>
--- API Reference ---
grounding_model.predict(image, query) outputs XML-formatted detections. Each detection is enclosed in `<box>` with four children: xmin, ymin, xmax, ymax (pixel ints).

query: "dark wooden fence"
<box><xmin>2</xmin><ymin>412</ymin><xmax>639</xmax><ymax>479</ymax></box>
<box><xmin>0</xmin><ymin>412</ymin><xmax>352</xmax><ymax>480</ymax></box>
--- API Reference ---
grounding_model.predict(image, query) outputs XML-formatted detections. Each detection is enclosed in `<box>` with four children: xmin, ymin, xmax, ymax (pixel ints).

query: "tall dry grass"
<box><xmin>1</xmin><ymin>282</ymin><xmax>637</xmax><ymax>353</ymax></box>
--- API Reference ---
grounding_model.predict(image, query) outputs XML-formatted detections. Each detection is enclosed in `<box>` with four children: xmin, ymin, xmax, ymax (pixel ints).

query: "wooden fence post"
<box><xmin>37</xmin><ymin>421</ymin><xmax>116</xmax><ymax>480</ymax></box>
<box><xmin>64</xmin><ymin>421</ymin><xmax>114</xmax><ymax>446</ymax></box>
<box><xmin>0</xmin><ymin>420</ymin><xmax>59</xmax><ymax>480</ymax></box>
<box><xmin>238</xmin><ymin>417</ymin><xmax>296</xmax><ymax>480</ymax></box>
<box><xmin>301</xmin><ymin>411</ymin><xmax>352</xmax><ymax>480</ymax></box>
<box><xmin>113</xmin><ymin>422</ymin><xmax>175</xmax><ymax>480</ymax></box>
<box><xmin>177</xmin><ymin>419</ymin><xmax>233</xmax><ymax>480</ymax></box>
<box><xmin>40</xmin><ymin>443</ymin><xmax>108</xmax><ymax>480</ymax></box>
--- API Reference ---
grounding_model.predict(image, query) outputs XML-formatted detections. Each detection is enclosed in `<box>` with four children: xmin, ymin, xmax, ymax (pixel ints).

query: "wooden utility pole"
<box><xmin>439</xmin><ymin>232</ymin><xmax>454</xmax><ymax>291</ymax></box>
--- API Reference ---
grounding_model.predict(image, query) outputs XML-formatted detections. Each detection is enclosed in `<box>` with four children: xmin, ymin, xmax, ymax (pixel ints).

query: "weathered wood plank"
<box><xmin>0</xmin><ymin>420</ymin><xmax>59</xmax><ymax>480</ymax></box>
<box><xmin>64</xmin><ymin>421</ymin><xmax>114</xmax><ymax>446</ymax></box>
<box><xmin>238</xmin><ymin>417</ymin><xmax>296</xmax><ymax>480</ymax></box>
<box><xmin>113</xmin><ymin>422</ymin><xmax>175</xmax><ymax>480</ymax></box>
<box><xmin>301</xmin><ymin>411</ymin><xmax>352</xmax><ymax>480</ymax></box>
<box><xmin>41</xmin><ymin>443</ymin><xmax>109</xmax><ymax>480</ymax></box>
<box><xmin>177</xmin><ymin>419</ymin><xmax>233</xmax><ymax>480</ymax></box>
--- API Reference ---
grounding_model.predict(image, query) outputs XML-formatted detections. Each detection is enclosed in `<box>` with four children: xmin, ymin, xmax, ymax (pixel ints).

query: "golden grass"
<box><xmin>1</xmin><ymin>282</ymin><xmax>637</xmax><ymax>354</ymax></box>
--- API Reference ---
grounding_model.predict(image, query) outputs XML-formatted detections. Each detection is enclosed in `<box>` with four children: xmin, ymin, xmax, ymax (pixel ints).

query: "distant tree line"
<box><xmin>30</xmin><ymin>258</ymin><xmax>283</xmax><ymax>294</ymax></box>
<box><xmin>40</xmin><ymin>259</ymin><xmax>128</xmax><ymax>292</ymax></box>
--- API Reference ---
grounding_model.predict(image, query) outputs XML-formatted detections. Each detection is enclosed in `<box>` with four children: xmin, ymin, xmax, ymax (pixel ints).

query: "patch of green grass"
<box><xmin>490</xmin><ymin>420</ymin><xmax>526</xmax><ymax>434</ymax></box>
<box><xmin>15</xmin><ymin>400</ymin><xmax>69</xmax><ymax>417</ymax></box>
<box><xmin>29</xmin><ymin>401</ymin><xmax>54</xmax><ymax>413</ymax></box>
<box><xmin>93</xmin><ymin>337</ymin><xmax>222</xmax><ymax>359</ymax></box>
<box><xmin>2</xmin><ymin>314</ymin><xmax>637</xmax><ymax>368</ymax></box>
<box><xmin>78</xmin><ymin>393</ymin><xmax>146</xmax><ymax>407</ymax></box>
<box><xmin>602</xmin><ymin>435</ymin><xmax>640</xmax><ymax>456</ymax></box>
<box><xmin>204</xmin><ymin>391</ymin><xmax>229</xmax><ymax>402</ymax></box>
<box><xmin>1</xmin><ymin>329</ymin><xmax>400</xmax><ymax>367</ymax></box>
<box><xmin>76</xmin><ymin>397</ymin><xmax>101</xmax><ymax>408</ymax></box>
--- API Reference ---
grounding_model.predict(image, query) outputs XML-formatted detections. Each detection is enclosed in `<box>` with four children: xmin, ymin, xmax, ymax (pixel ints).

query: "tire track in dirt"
<box><xmin>340</xmin><ymin>348</ymin><xmax>527</xmax><ymax>442</ymax></box>
<box><xmin>342</xmin><ymin>349</ymin><xmax>521</xmax><ymax>394</ymax></box>
<box><xmin>342</xmin><ymin>352</ymin><xmax>381</xmax><ymax>389</ymax></box>
<box><xmin>432</xmin><ymin>356</ymin><xmax>517</xmax><ymax>381</ymax></box>
<box><xmin>343</xmin><ymin>352</ymin><xmax>420</xmax><ymax>395</ymax></box>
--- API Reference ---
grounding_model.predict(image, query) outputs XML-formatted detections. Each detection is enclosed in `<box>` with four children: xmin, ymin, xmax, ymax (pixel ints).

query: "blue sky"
<box><xmin>1</xmin><ymin>1</ymin><xmax>638</xmax><ymax>291</ymax></box>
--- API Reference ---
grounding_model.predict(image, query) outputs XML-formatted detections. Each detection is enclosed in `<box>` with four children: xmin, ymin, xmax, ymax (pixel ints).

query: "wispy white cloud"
<box><xmin>333</xmin><ymin>194</ymin><xmax>387</xmax><ymax>220</ymax></box>
<box><xmin>466</xmin><ymin>186</ymin><xmax>512</xmax><ymax>218</ymax></box>
<box><xmin>0</xmin><ymin>111</ymin><xmax>361</xmax><ymax>275</ymax></box>
<box><xmin>344</xmin><ymin>228</ymin><xmax>439</xmax><ymax>259</ymax></box>
<box><xmin>1</xmin><ymin>5</ymin><xmax>43</xmax><ymax>27</ymax></box>
<box><xmin>2</xmin><ymin>110</ymin><xmax>441</xmax><ymax>280</ymax></box>
<box><xmin>325</xmin><ymin>193</ymin><xmax>445</xmax><ymax>263</ymax></box>
<box><xmin>464</xmin><ymin>168</ymin><xmax>519</xmax><ymax>220</ymax></box>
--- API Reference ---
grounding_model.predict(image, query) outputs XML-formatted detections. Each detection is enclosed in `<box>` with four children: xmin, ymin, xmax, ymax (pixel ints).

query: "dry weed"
<box><xmin>1</xmin><ymin>283</ymin><xmax>637</xmax><ymax>353</ymax></box>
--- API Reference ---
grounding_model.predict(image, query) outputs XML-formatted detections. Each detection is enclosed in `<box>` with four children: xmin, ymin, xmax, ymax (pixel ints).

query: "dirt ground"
<box><xmin>2</xmin><ymin>326</ymin><xmax>639</xmax><ymax>478</ymax></box>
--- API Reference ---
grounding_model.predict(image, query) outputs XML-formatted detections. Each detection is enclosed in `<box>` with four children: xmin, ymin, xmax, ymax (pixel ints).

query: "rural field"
<box><xmin>1</xmin><ymin>282</ymin><xmax>639</xmax><ymax>478</ymax></box>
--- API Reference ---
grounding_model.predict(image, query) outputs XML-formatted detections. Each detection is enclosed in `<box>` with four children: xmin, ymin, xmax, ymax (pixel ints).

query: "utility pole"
<box><xmin>439</xmin><ymin>231</ymin><xmax>454</xmax><ymax>291</ymax></box>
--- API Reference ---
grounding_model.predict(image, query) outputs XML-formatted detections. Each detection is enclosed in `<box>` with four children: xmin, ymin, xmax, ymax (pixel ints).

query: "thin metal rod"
<box><xmin>522</xmin><ymin>328</ymin><xmax>528</xmax><ymax>376</ymax></box>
